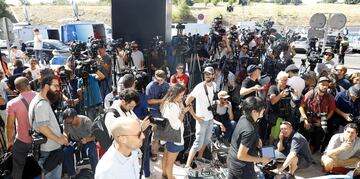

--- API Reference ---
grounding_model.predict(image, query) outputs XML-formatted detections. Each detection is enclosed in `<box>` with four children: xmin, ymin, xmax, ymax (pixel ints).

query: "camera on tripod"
<box><xmin>227</xmin><ymin>25</ymin><xmax>239</xmax><ymax>42</ymax></box>
<box><xmin>210</xmin><ymin>16</ymin><xmax>226</xmax><ymax>44</ymax></box>
<box><xmin>109</xmin><ymin>38</ymin><xmax>125</xmax><ymax>52</ymax></box>
<box><xmin>74</xmin><ymin>57</ymin><xmax>98</xmax><ymax>79</ymax></box>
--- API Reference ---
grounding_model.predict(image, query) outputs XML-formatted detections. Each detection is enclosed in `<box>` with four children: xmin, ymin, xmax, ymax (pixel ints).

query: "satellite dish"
<box><xmin>310</xmin><ymin>13</ymin><xmax>326</xmax><ymax>28</ymax></box>
<box><xmin>72</xmin><ymin>0</ymin><xmax>79</xmax><ymax>21</ymax></box>
<box><xmin>329</xmin><ymin>13</ymin><xmax>346</xmax><ymax>30</ymax></box>
<box><xmin>308</xmin><ymin>28</ymin><xmax>325</xmax><ymax>39</ymax></box>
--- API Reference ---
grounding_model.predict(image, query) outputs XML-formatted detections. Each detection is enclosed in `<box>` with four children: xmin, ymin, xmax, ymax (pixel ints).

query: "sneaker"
<box><xmin>174</xmin><ymin>161</ymin><xmax>183</xmax><ymax>167</ymax></box>
<box><xmin>184</xmin><ymin>166</ymin><xmax>192</xmax><ymax>175</ymax></box>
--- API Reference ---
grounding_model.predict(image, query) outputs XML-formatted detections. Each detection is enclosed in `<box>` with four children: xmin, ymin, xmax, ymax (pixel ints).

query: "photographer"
<box><xmin>240</xmin><ymin>65</ymin><xmax>262</xmax><ymax>100</ymax></box>
<box><xmin>94</xmin><ymin>42</ymin><xmax>112</xmax><ymax>100</ymax></box>
<box><xmin>62</xmin><ymin>108</ymin><xmax>98</xmax><ymax>177</ymax></box>
<box><xmin>77</xmin><ymin>70</ymin><xmax>103</xmax><ymax>121</ymax></box>
<box><xmin>299</xmin><ymin>77</ymin><xmax>336</xmax><ymax>153</ymax></box>
<box><xmin>145</xmin><ymin>70</ymin><xmax>170</xmax><ymax>161</ymax></box>
<box><xmin>6</xmin><ymin>77</ymin><xmax>36</xmax><ymax>179</ymax></box>
<box><xmin>28</xmin><ymin>74</ymin><xmax>68</xmax><ymax>179</ymax></box>
<box><xmin>129</xmin><ymin>41</ymin><xmax>144</xmax><ymax>70</ymax></box>
<box><xmin>268</xmin><ymin>71</ymin><xmax>298</xmax><ymax>145</ymax></box>
<box><xmin>211</xmin><ymin>37</ymin><xmax>232</xmax><ymax>60</ymax></box>
<box><xmin>184</xmin><ymin>66</ymin><xmax>216</xmax><ymax>169</ymax></box>
<box><xmin>322</xmin><ymin>49</ymin><xmax>336</xmax><ymax>70</ymax></box>
<box><xmin>333</xmin><ymin>84</ymin><xmax>360</xmax><ymax>131</ymax></box>
<box><xmin>214</xmin><ymin>64</ymin><xmax>235</xmax><ymax>93</ymax></box>
<box><xmin>272</xmin><ymin>121</ymin><xmax>312</xmax><ymax>176</ymax></box>
<box><xmin>66</xmin><ymin>41</ymin><xmax>87</xmax><ymax>72</ymax></box>
<box><xmin>228</xmin><ymin>97</ymin><xmax>272</xmax><ymax>178</ymax></box>
<box><xmin>335</xmin><ymin>65</ymin><xmax>351</xmax><ymax>90</ymax></box>
<box><xmin>104</xmin><ymin>88</ymin><xmax>140</xmax><ymax>132</ymax></box>
<box><xmin>213</xmin><ymin>91</ymin><xmax>236</xmax><ymax>143</ymax></box>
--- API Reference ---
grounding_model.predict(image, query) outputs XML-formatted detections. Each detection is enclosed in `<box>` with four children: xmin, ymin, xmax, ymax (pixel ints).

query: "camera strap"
<box><xmin>30</xmin><ymin>99</ymin><xmax>47</xmax><ymax>127</ymax></box>
<box><xmin>19</xmin><ymin>95</ymin><xmax>29</xmax><ymax>111</ymax></box>
<box><xmin>203</xmin><ymin>82</ymin><xmax>214</xmax><ymax>107</ymax></box>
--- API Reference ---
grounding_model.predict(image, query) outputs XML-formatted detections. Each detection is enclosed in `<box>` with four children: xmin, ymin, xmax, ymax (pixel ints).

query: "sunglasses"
<box><xmin>120</xmin><ymin>131</ymin><xmax>143</xmax><ymax>139</ymax></box>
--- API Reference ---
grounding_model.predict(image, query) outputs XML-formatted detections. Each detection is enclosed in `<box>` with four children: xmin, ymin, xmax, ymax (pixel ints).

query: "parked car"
<box><xmin>349</xmin><ymin>36</ymin><xmax>360</xmax><ymax>53</ymax></box>
<box><xmin>317</xmin><ymin>35</ymin><xmax>337</xmax><ymax>52</ymax></box>
<box><xmin>25</xmin><ymin>39</ymin><xmax>70</xmax><ymax>62</ymax></box>
<box><xmin>291</xmin><ymin>36</ymin><xmax>309</xmax><ymax>54</ymax></box>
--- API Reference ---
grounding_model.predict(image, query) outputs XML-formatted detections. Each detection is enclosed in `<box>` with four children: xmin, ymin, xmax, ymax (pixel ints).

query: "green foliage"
<box><xmin>228</xmin><ymin>0</ymin><xmax>235</xmax><ymax>5</ymax></box>
<box><xmin>345</xmin><ymin>0</ymin><xmax>359</xmax><ymax>4</ymax></box>
<box><xmin>275</xmin><ymin>0</ymin><xmax>291</xmax><ymax>4</ymax></box>
<box><xmin>250</xmin><ymin>0</ymin><xmax>263</xmax><ymax>2</ymax></box>
<box><xmin>0</xmin><ymin>0</ymin><xmax>10</xmax><ymax>18</ymax></box>
<box><xmin>172</xmin><ymin>0</ymin><xmax>193</xmax><ymax>22</ymax></box>
<box><xmin>52</xmin><ymin>0</ymin><xmax>69</xmax><ymax>5</ymax></box>
<box><xmin>212</xmin><ymin>0</ymin><xmax>221</xmax><ymax>6</ymax></box>
<box><xmin>323</xmin><ymin>0</ymin><xmax>337</xmax><ymax>3</ymax></box>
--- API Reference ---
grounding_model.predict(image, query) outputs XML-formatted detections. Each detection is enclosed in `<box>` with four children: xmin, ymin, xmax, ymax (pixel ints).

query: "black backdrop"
<box><xmin>111</xmin><ymin>0</ymin><xmax>169</xmax><ymax>49</ymax></box>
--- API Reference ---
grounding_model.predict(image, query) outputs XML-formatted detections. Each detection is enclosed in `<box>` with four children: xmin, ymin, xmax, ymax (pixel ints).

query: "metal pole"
<box><xmin>321</xmin><ymin>13</ymin><xmax>332</xmax><ymax>54</ymax></box>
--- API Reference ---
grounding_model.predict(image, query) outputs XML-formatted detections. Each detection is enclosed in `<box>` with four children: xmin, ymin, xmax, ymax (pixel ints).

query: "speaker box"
<box><xmin>111</xmin><ymin>0</ymin><xmax>172</xmax><ymax>49</ymax></box>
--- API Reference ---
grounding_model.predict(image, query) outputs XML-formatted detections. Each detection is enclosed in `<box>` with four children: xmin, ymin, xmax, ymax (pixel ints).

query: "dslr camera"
<box><xmin>29</xmin><ymin>129</ymin><xmax>47</xmax><ymax>146</ymax></box>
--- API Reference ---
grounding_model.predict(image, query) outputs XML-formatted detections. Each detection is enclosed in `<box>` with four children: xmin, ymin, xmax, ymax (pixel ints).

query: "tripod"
<box><xmin>187</xmin><ymin>52</ymin><xmax>203</xmax><ymax>91</ymax></box>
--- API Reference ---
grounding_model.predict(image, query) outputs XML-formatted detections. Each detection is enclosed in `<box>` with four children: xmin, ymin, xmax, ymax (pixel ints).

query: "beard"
<box><xmin>47</xmin><ymin>89</ymin><xmax>61</xmax><ymax>104</ymax></box>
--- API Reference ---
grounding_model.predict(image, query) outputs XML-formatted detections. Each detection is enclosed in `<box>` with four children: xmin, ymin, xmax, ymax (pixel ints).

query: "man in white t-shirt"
<box><xmin>130</xmin><ymin>41</ymin><xmax>144</xmax><ymax>70</ymax></box>
<box><xmin>33</xmin><ymin>28</ymin><xmax>44</xmax><ymax>64</ymax></box>
<box><xmin>23</xmin><ymin>59</ymin><xmax>41</xmax><ymax>80</ymax></box>
<box><xmin>185</xmin><ymin>66</ymin><xmax>217</xmax><ymax>169</ymax></box>
<box><xmin>285</xmin><ymin>64</ymin><xmax>305</xmax><ymax>98</ymax></box>
<box><xmin>95</xmin><ymin>117</ymin><xmax>145</xmax><ymax>179</ymax></box>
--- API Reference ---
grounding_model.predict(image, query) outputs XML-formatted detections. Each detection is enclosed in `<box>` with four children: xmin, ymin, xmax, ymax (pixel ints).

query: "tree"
<box><xmin>345</xmin><ymin>0</ymin><xmax>359</xmax><ymax>4</ymax></box>
<box><xmin>0</xmin><ymin>0</ymin><xmax>11</xmax><ymax>18</ymax></box>
<box><xmin>323</xmin><ymin>0</ymin><xmax>337</xmax><ymax>3</ymax></box>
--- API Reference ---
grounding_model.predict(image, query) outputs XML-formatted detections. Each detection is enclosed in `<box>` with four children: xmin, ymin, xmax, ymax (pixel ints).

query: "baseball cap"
<box><xmin>203</xmin><ymin>66</ymin><xmax>214</xmax><ymax>74</ymax></box>
<box><xmin>285</xmin><ymin>64</ymin><xmax>299</xmax><ymax>73</ymax></box>
<box><xmin>349</xmin><ymin>84</ymin><xmax>360</xmax><ymax>98</ymax></box>
<box><xmin>247</xmin><ymin>65</ymin><xmax>261</xmax><ymax>74</ymax></box>
<box><xmin>155</xmin><ymin>70</ymin><xmax>166</xmax><ymax>80</ymax></box>
<box><xmin>318</xmin><ymin>76</ymin><xmax>330</xmax><ymax>83</ymax></box>
<box><xmin>218</xmin><ymin>91</ymin><xmax>230</xmax><ymax>99</ymax></box>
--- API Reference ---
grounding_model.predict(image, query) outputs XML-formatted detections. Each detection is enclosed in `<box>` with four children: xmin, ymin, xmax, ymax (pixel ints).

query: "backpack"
<box><xmin>91</xmin><ymin>108</ymin><xmax>120</xmax><ymax>151</ymax></box>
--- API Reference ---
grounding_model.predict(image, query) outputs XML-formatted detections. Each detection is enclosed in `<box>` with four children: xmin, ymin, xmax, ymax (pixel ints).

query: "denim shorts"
<box><xmin>165</xmin><ymin>142</ymin><xmax>184</xmax><ymax>153</ymax></box>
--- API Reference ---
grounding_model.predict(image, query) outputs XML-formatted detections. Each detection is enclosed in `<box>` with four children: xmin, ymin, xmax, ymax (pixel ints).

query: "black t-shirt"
<box><xmin>241</xmin><ymin>77</ymin><xmax>260</xmax><ymax>99</ymax></box>
<box><xmin>268</xmin><ymin>85</ymin><xmax>291</xmax><ymax>116</ymax></box>
<box><xmin>228</xmin><ymin>115</ymin><xmax>259</xmax><ymax>170</ymax></box>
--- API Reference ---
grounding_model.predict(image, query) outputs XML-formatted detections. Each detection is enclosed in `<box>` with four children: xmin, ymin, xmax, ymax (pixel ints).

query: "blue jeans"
<box><xmin>38</xmin><ymin>150</ymin><xmax>62</xmax><ymax>179</ymax></box>
<box><xmin>63</xmin><ymin>141</ymin><xmax>98</xmax><ymax>176</ymax></box>
<box><xmin>34</xmin><ymin>50</ymin><xmax>43</xmax><ymax>64</ymax></box>
<box><xmin>213</xmin><ymin>117</ymin><xmax>237</xmax><ymax>142</ymax></box>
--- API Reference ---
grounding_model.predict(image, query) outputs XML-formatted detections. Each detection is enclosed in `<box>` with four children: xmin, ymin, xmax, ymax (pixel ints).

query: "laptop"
<box><xmin>261</xmin><ymin>146</ymin><xmax>276</xmax><ymax>159</ymax></box>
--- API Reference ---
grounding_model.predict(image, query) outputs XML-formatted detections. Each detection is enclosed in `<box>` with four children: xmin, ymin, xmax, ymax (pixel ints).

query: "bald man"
<box><xmin>95</xmin><ymin>117</ymin><xmax>145</xmax><ymax>179</ymax></box>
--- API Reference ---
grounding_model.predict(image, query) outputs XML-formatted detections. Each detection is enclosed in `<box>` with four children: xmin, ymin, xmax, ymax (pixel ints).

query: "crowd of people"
<box><xmin>0</xmin><ymin>26</ymin><xmax>359</xmax><ymax>179</ymax></box>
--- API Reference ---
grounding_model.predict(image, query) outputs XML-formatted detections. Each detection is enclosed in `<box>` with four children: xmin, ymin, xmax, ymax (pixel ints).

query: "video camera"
<box><xmin>210</xmin><ymin>16</ymin><xmax>226</xmax><ymax>45</ymax></box>
<box><xmin>109</xmin><ymin>38</ymin><xmax>125</xmax><ymax>52</ymax></box>
<box><xmin>227</xmin><ymin>25</ymin><xmax>239</xmax><ymax>42</ymax></box>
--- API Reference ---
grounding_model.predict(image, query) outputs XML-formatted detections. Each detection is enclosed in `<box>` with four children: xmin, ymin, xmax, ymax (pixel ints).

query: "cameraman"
<box><xmin>94</xmin><ymin>42</ymin><xmax>112</xmax><ymax>100</ymax></box>
<box><xmin>129</xmin><ymin>41</ymin><xmax>144</xmax><ymax>70</ymax></box>
<box><xmin>145</xmin><ymin>70</ymin><xmax>170</xmax><ymax>161</ymax></box>
<box><xmin>62</xmin><ymin>108</ymin><xmax>98</xmax><ymax>177</ymax></box>
<box><xmin>299</xmin><ymin>77</ymin><xmax>336</xmax><ymax>153</ymax></box>
<box><xmin>77</xmin><ymin>70</ymin><xmax>104</xmax><ymax>120</ymax></box>
<box><xmin>214</xmin><ymin>64</ymin><xmax>235</xmax><ymax>93</ymax></box>
<box><xmin>211</xmin><ymin>37</ymin><xmax>232</xmax><ymax>60</ymax></box>
<box><xmin>213</xmin><ymin>91</ymin><xmax>236</xmax><ymax>143</ymax></box>
<box><xmin>6</xmin><ymin>77</ymin><xmax>36</xmax><ymax>179</ymax></box>
<box><xmin>268</xmin><ymin>71</ymin><xmax>298</xmax><ymax>145</ymax></box>
<box><xmin>322</xmin><ymin>49</ymin><xmax>336</xmax><ymax>70</ymax></box>
<box><xmin>240</xmin><ymin>65</ymin><xmax>262</xmax><ymax>100</ymax></box>
<box><xmin>29</xmin><ymin>75</ymin><xmax>68</xmax><ymax>179</ymax></box>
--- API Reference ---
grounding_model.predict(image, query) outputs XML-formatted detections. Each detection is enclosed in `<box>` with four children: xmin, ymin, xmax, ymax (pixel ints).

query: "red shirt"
<box><xmin>301</xmin><ymin>90</ymin><xmax>336</xmax><ymax>122</ymax></box>
<box><xmin>170</xmin><ymin>73</ymin><xmax>189</xmax><ymax>87</ymax></box>
<box><xmin>7</xmin><ymin>91</ymin><xmax>37</xmax><ymax>143</ymax></box>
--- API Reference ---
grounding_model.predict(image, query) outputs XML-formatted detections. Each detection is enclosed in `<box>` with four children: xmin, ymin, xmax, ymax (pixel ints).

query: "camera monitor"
<box><xmin>261</xmin><ymin>146</ymin><xmax>275</xmax><ymax>159</ymax></box>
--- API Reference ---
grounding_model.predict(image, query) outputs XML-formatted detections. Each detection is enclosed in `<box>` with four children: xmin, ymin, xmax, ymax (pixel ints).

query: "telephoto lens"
<box><xmin>320</xmin><ymin>113</ymin><xmax>328</xmax><ymax>133</ymax></box>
